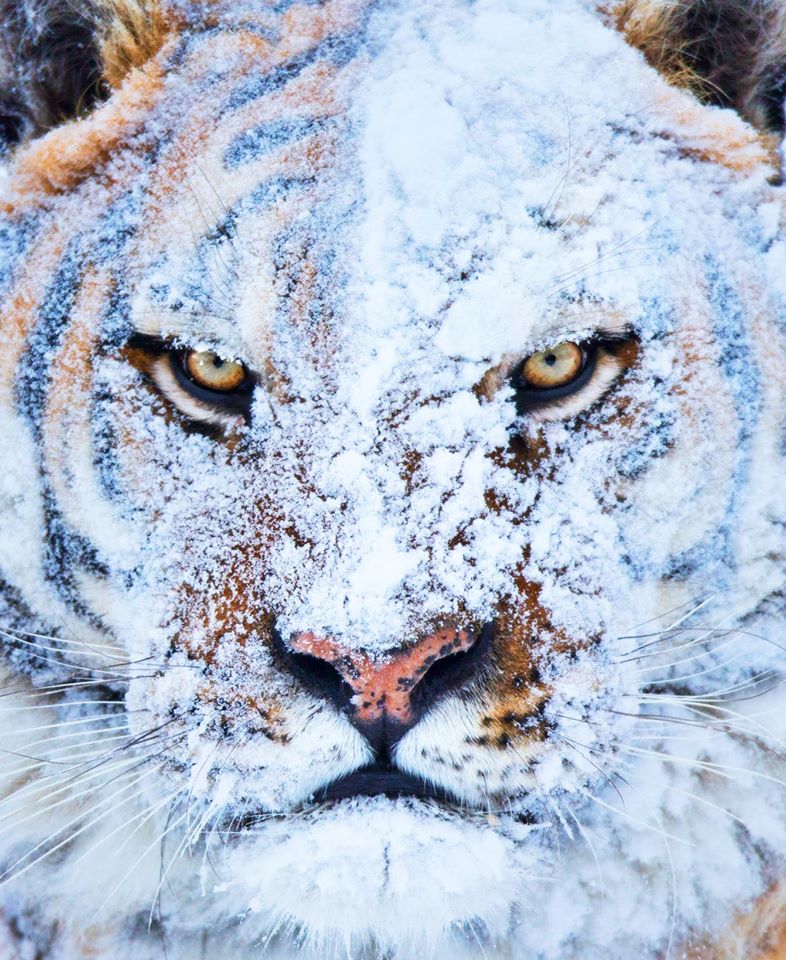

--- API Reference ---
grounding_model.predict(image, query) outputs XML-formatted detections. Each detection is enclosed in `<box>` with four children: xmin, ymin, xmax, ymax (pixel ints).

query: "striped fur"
<box><xmin>1</xmin><ymin>1</ymin><xmax>786</xmax><ymax>958</ymax></box>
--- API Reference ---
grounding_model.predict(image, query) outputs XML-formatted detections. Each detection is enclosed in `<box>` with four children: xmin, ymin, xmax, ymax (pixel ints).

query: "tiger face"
<box><xmin>1</xmin><ymin>1</ymin><xmax>786</xmax><ymax>958</ymax></box>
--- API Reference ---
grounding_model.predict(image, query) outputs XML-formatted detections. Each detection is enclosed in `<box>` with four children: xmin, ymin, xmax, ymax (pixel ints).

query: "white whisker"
<box><xmin>0</xmin><ymin>765</ymin><xmax>160</xmax><ymax>886</ymax></box>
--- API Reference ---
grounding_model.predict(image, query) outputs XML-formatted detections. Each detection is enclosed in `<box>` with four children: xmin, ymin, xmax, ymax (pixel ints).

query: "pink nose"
<box><xmin>289</xmin><ymin>628</ymin><xmax>478</xmax><ymax>726</ymax></box>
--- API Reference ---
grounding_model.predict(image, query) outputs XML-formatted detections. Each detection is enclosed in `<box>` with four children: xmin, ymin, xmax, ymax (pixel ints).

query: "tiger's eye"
<box><xmin>520</xmin><ymin>341</ymin><xmax>585</xmax><ymax>389</ymax></box>
<box><xmin>185</xmin><ymin>350</ymin><xmax>247</xmax><ymax>392</ymax></box>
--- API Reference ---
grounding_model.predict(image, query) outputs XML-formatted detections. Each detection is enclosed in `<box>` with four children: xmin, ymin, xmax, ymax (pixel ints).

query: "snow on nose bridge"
<box><xmin>309</xmin><ymin>427</ymin><xmax>429</xmax><ymax>631</ymax></box>
<box><xmin>270</xmin><ymin>382</ymin><xmax>514</xmax><ymax>652</ymax></box>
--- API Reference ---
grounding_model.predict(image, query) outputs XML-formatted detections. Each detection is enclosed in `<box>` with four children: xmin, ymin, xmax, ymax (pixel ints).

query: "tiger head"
<box><xmin>1</xmin><ymin>1</ymin><xmax>786</xmax><ymax>958</ymax></box>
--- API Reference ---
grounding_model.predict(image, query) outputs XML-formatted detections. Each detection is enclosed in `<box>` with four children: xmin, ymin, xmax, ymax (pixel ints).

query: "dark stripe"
<box><xmin>647</xmin><ymin>263</ymin><xmax>761</xmax><ymax>583</ymax></box>
<box><xmin>267</xmin><ymin>0</ymin><xmax>328</xmax><ymax>10</ymax></box>
<box><xmin>92</xmin><ymin>186</ymin><xmax>143</xmax><ymax>269</ymax></box>
<box><xmin>0</xmin><ymin>213</ymin><xmax>41</xmax><ymax>300</ymax></box>
<box><xmin>93</xmin><ymin>285</ymin><xmax>133</xmax><ymax>506</ymax></box>
<box><xmin>15</xmin><ymin>240</ymin><xmax>85</xmax><ymax>436</ymax></box>
<box><xmin>231</xmin><ymin>172</ymin><xmax>316</xmax><ymax>222</ymax></box>
<box><xmin>226</xmin><ymin>53</ymin><xmax>320</xmax><ymax>111</ymax></box>
<box><xmin>614</xmin><ymin>315</ymin><xmax>680</xmax><ymax>581</ymax></box>
<box><xmin>12</xmin><ymin>208</ymin><xmax>135</xmax><ymax>618</ymax></box>
<box><xmin>91</xmin><ymin>379</ymin><xmax>126</xmax><ymax>506</ymax></box>
<box><xmin>660</xmin><ymin>532</ymin><xmax>727</xmax><ymax>582</ymax></box>
<box><xmin>162</xmin><ymin>174</ymin><xmax>315</xmax><ymax>321</ymax></box>
<box><xmin>617</xmin><ymin>398</ymin><xmax>677</xmax><ymax>481</ymax></box>
<box><xmin>200</xmin><ymin>173</ymin><xmax>314</xmax><ymax>246</ymax></box>
<box><xmin>0</xmin><ymin>575</ymin><xmax>41</xmax><ymax>635</ymax></box>
<box><xmin>92</xmin><ymin>189</ymin><xmax>147</xmax><ymax>505</ymax></box>
<box><xmin>98</xmin><ymin>189</ymin><xmax>145</xmax><ymax>346</ymax></box>
<box><xmin>226</xmin><ymin>31</ymin><xmax>360</xmax><ymax>112</ymax></box>
<box><xmin>705</xmin><ymin>257</ymin><xmax>760</xmax><ymax>571</ymax></box>
<box><xmin>41</xmin><ymin>488</ymin><xmax>109</xmax><ymax>617</ymax></box>
<box><xmin>224</xmin><ymin>116</ymin><xmax>330</xmax><ymax>169</ymax></box>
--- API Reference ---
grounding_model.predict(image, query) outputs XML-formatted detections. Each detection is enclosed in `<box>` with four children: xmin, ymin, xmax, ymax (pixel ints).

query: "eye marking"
<box><xmin>167</xmin><ymin>347</ymin><xmax>255</xmax><ymax>425</ymax></box>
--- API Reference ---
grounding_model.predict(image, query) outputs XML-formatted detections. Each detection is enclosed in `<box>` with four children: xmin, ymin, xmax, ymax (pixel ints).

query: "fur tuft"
<box><xmin>613</xmin><ymin>0</ymin><xmax>786</xmax><ymax>130</ymax></box>
<box><xmin>95</xmin><ymin>0</ymin><xmax>167</xmax><ymax>90</ymax></box>
<box><xmin>0</xmin><ymin>0</ymin><xmax>168</xmax><ymax>144</ymax></box>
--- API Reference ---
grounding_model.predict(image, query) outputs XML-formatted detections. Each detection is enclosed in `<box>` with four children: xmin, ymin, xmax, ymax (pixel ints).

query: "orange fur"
<box><xmin>96</xmin><ymin>0</ymin><xmax>171</xmax><ymax>88</ymax></box>
<box><xmin>613</xmin><ymin>0</ymin><xmax>721</xmax><ymax>100</ymax></box>
<box><xmin>8</xmin><ymin>57</ymin><xmax>166</xmax><ymax>198</ymax></box>
<box><xmin>681</xmin><ymin>882</ymin><xmax>786</xmax><ymax>958</ymax></box>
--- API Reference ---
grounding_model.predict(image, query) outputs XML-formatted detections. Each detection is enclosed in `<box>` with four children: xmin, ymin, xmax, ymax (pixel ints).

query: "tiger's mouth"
<box><xmin>316</xmin><ymin>764</ymin><xmax>462</xmax><ymax>804</ymax></box>
<box><xmin>226</xmin><ymin>765</ymin><xmax>540</xmax><ymax>836</ymax></box>
<box><xmin>225</xmin><ymin>766</ymin><xmax>476</xmax><ymax>835</ymax></box>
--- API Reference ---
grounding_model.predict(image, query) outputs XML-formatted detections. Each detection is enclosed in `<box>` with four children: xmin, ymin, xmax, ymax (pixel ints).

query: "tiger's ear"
<box><xmin>0</xmin><ymin>0</ymin><xmax>165</xmax><ymax>152</ymax></box>
<box><xmin>614</xmin><ymin>0</ymin><xmax>786</xmax><ymax>132</ymax></box>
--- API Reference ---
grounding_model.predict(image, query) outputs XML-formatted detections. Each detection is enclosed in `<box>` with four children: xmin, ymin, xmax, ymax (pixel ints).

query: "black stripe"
<box><xmin>224</xmin><ymin>116</ymin><xmax>331</xmax><ymax>169</ymax></box>
<box><xmin>41</xmin><ymin>488</ymin><xmax>109</xmax><ymax>607</ymax></box>
<box><xmin>91</xmin><ymin>379</ymin><xmax>126</xmax><ymax>505</ymax></box>
<box><xmin>617</xmin><ymin>389</ymin><xmax>677</xmax><ymax>481</ymax></box>
<box><xmin>226</xmin><ymin>31</ymin><xmax>360</xmax><ymax>112</ymax></box>
<box><xmin>227</xmin><ymin>53</ymin><xmax>321</xmax><ymax>111</ymax></box>
<box><xmin>228</xmin><ymin>173</ymin><xmax>316</xmax><ymax>224</ymax></box>
<box><xmin>14</xmin><ymin>239</ymin><xmax>110</xmax><ymax>619</ymax></box>
<box><xmin>93</xmin><ymin>284</ymin><xmax>133</xmax><ymax>506</ymax></box>
<box><xmin>268</xmin><ymin>0</ymin><xmax>329</xmax><ymax>10</ymax></box>
<box><xmin>0</xmin><ymin>575</ymin><xmax>41</xmax><ymax>635</ymax></box>
<box><xmin>648</xmin><ymin>263</ymin><xmax>762</xmax><ymax>583</ymax></box>
<box><xmin>198</xmin><ymin>172</ymin><xmax>314</xmax><ymax>250</ymax></box>
<box><xmin>97</xmin><ymin>188</ymin><xmax>146</xmax><ymax>346</ymax></box>
<box><xmin>92</xmin><ymin>189</ymin><xmax>147</xmax><ymax>504</ymax></box>
<box><xmin>150</xmin><ymin>173</ymin><xmax>316</xmax><ymax>330</ymax></box>
<box><xmin>0</xmin><ymin>213</ymin><xmax>41</xmax><ymax>300</ymax></box>
<box><xmin>660</xmin><ymin>531</ymin><xmax>728</xmax><ymax>582</ymax></box>
<box><xmin>706</xmin><ymin>257</ymin><xmax>760</xmax><ymax>570</ymax></box>
<box><xmin>15</xmin><ymin>240</ymin><xmax>85</xmax><ymax>436</ymax></box>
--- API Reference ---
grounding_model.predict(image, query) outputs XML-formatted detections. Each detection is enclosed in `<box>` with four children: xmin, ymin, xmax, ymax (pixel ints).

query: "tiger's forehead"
<box><xmin>130</xmin><ymin>0</ymin><xmax>770</xmax><ymax>376</ymax></box>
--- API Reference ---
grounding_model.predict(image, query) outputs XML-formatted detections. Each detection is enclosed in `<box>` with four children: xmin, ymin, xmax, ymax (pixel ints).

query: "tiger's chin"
<box><xmin>193</xmin><ymin>798</ymin><xmax>535</xmax><ymax>958</ymax></box>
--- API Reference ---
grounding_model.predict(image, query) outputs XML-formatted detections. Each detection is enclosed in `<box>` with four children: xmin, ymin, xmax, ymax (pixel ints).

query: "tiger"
<box><xmin>0</xmin><ymin>0</ymin><xmax>785</xmax><ymax>957</ymax></box>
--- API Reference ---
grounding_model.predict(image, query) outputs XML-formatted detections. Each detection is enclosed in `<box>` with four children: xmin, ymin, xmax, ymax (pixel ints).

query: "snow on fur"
<box><xmin>0</xmin><ymin>0</ymin><xmax>785</xmax><ymax>958</ymax></box>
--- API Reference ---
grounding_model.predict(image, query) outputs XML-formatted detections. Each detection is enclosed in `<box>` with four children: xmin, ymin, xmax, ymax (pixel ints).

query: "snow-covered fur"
<box><xmin>1</xmin><ymin>0</ymin><xmax>786</xmax><ymax>957</ymax></box>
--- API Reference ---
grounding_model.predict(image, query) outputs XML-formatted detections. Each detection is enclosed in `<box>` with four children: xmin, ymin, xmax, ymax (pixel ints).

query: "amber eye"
<box><xmin>184</xmin><ymin>349</ymin><xmax>247</xmax><ymax>392</ymax></box>
<box><xmin>506</xmin><ymin>334</ymin><xmax>634</xmax><ymax>421</ymax></box>
<box><xmin>520</xmin><ymin>341</ymin><xmax>585</xmax><ymax>389</ymax></box>
<box><xmin>511</xmin><ymin>339</ymin><xmax>600</xmax><ymax>414</ymax></box>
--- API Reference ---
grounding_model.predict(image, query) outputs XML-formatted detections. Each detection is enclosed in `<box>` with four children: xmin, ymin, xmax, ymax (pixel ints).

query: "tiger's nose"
<box><xmin>283</xmin><ymin>624</ymin><xmax>491</xmax><ymax>742</ymax></box>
